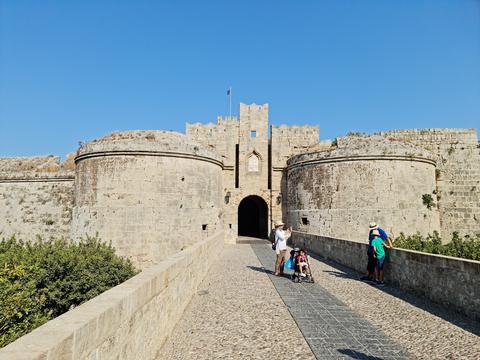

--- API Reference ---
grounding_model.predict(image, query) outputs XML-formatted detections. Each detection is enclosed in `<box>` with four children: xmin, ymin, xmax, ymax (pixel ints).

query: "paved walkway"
<box><xmin>158</xmin><ymin>240</ymin><xmax>480</xmax><ymax>360</ymax></box>
<box><xmin>253</xmin><ymin>244</ymin><xmax>409</xmax><ymax>359</ymax></box>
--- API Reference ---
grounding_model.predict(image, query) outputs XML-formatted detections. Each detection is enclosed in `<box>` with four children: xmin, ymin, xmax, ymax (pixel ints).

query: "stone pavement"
<box><xmin>157</xmin><ymin>241</ymin><xmax>315</xmax><ymax>360</ymax></box>
<box><xmin>252</xmin><ymin>244</ymin><xmax>410</xmax><ymax>360</ymax></box>
<box><xmin>158</xmin><ymin>240</ymin><xmax>480</xmax><ymax>360</ymax></box>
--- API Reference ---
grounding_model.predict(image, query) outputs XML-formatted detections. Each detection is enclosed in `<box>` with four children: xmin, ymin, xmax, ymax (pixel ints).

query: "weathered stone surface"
<box><xmin>379</xmin><ymin>128</ymin><xmax>480</xmax><ymax>238</ymax></box>
<box><xmin>71</xmin><ymin>131</ymin><xmax>223</xmax><ymax>268</ymax></box>
<box><xmin>287</xmin><ymin>135</ymin><xmax>440</xmax><ymax>241</ymax></box>
<box><xmin>0</xmin><ymin>156</ymin><xmax>75</xmax><ymax>240</ymax></box>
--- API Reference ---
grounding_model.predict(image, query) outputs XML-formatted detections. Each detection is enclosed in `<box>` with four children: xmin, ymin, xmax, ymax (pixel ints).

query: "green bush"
<box><xmin>394</xmin><ymin>231</ymin><xmax>480</xmax><ymax>261</ymax></box>
<box><xmin>0</xmin><ymin>236</ymin><xmax>137</xmax><ymax>347</ymax></box>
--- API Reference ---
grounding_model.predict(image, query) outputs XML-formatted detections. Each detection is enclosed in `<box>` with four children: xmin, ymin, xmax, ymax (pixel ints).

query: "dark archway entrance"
<box><xmin>238</xmin><ymin>195</ymin><xmax>268</xmax><ymax>238</ymax></box>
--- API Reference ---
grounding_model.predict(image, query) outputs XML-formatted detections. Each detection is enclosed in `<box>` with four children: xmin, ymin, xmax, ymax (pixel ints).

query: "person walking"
<box><xmin>274</xmin><ymin>221</ymin><xmax>291</xmax><ymax>276</ymax></box>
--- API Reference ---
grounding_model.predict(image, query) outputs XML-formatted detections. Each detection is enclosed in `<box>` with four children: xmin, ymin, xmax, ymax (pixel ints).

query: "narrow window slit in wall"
<box><xmin>235</xmin><ymin>144</ymin><xmax>239</xmax><ymax>188</ymax></box>
<box><xmin>268</xmin><ymin>143</ymin><xmax>272</xmax><ymax>189</ymax></box>
<box><xmin>202</xmin><ymin>224</ymin><xmax>208</xmax><ymax>231</ymax></box>
<box><xmin>301</xmin><ymin>217</ymin><xmax>309</xmax><ymax>225</ymax></box>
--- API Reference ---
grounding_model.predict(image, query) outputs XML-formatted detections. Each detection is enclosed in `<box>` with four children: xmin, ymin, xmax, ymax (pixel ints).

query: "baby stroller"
<box><xmin>289</xmin><ymin>248</ymin><xmax>315</xmax><ymax>283</ymax></box>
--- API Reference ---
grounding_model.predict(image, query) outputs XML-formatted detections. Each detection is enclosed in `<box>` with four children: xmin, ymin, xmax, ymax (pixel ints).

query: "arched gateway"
<box><xmin>238</xmin><ymin>195</ymin><xmax>268</xmax><ymax>238</ymax></box>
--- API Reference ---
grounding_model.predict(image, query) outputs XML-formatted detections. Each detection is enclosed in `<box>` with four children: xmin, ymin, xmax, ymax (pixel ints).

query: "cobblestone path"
<box><xmin>157</xmin><ymin>242</ymin><xmax>315</xmax><ymax>360</ymax></box>
<box><xmin>158</xmin><ymin>241</ymin><xmax>480</xmax><ymax>360</ymax></box>
<box><xmin>252</xmin><ymin>244</ymin><xmax>410</xmax><ymax>360</ymax></box>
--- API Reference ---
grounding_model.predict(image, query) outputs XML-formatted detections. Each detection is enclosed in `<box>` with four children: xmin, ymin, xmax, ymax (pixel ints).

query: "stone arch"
<box><xmin>238</xmin><ymin>195</ymin><xmax>268</xmax><ymax>238</ymax></box>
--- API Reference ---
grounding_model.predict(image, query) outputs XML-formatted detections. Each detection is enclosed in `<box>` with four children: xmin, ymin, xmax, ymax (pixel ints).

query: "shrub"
<box><xmin>0</xmin><ymin>236</ymin><xmax>137</xmax><ymax>347</ymax></box>
<box><xmin>422</xmin><ymin>194</ymin><xmax>435</xmax><ymax>210</ymax></box>
<box><xmin>394</xmin><ymin>231</ymin><xmax>480</xmax><ymax>261</ymax></box>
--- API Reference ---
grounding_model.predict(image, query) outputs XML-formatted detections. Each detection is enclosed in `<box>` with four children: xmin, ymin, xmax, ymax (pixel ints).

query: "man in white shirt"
<box><xmin>274</xmin><ymin>221</ymin><xmax>292</xmax><ymax>276</ymax></box>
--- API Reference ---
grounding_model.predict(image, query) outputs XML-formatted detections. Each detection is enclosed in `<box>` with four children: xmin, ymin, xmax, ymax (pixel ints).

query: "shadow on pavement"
<box><xmin>246</xmin><ymin>265</ymin><xmax>294</xmax><ymax>279</ymax></box>
<box><xmin>337</xmin><ymin>348</ymin><xmax>384</xmax><ymax>360</ymax></box>
<box><xmin>307</xmin><ymin>251</ymin><xmax>480</xmax><ymax>337</ymax></box>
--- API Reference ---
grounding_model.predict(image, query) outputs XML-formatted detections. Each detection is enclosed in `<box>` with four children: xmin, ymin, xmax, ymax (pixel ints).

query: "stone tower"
<box><xmin>187</xmin><ymin>102</ymin><xmax>320</xmax><ymax>243</ymax></box>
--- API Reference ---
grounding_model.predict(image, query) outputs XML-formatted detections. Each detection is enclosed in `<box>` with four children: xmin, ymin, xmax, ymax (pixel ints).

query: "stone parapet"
<box><xmin>76</xmin><ymin>130</ymin><xmax>222</xmax><ymax>167</ymax></box>
<box><xmin>287</xmin><ymin>134</ymin><xmax>435</xmax><ymax>167</ymax></box>
<box><xmin>0</xmin><ymin>231</ymin><xmax>224</xmax><ymax>360</ymax></box>
<box><xmin>292</xmin><ymin>231</ymin><xmax>480</xmax><ymax>322</ymax></box>
<box><xmin>0</xmin><ymin>156</ymin><xmax>75</xmax><ymax>181</ymax></box>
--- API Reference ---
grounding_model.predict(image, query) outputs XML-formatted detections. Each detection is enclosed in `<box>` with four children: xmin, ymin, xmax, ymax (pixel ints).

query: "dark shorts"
<box><xmin>367</xmin><ymin>254</ymin><xmax>376</xmax><ymax>273</ymax></box>
<box><xmin>376</xmin><ymin>257</ymin><xmax>386</xmax><ymax>270</ymax></box>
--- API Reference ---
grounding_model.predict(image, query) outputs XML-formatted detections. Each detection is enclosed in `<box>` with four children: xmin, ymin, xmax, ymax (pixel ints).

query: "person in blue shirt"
<box><xmin>360</xmin><ymin>222</ymin><xmax>389</xmax><ymax>281</ymax></box>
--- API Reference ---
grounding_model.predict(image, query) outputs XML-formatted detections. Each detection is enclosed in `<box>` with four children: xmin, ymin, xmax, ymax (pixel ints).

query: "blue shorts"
<box><xmin>376</xmin><ymin>257</ymin><xmax>385</xmax><ymax>270</ymax></box>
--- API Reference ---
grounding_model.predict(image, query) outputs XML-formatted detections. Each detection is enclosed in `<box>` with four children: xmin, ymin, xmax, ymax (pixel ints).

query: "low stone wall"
<box><xmin>292</xmin><ymin>231</ymin><xmax>480</xmax><ymax>321</ymax></box>
<box><xmin>0</xmin><ymin>231</ymin><xmax>224</xmax><ymax>360</ymax></box>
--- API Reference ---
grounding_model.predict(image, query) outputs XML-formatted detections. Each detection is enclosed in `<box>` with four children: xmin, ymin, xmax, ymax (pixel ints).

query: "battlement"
<box><xmin>379</xmin><ymin>128</ymin><xmax>478</xmax><ymax>146</ymax></box>
<box><xmin>0</xmin><ymin>155</ymin><xmax>75</xmax><ymax>180</ymax></box>
<box><xmin>239</xmin><ymin>102</ymin><xmax>269</xmax><ymax>114</ymax></box>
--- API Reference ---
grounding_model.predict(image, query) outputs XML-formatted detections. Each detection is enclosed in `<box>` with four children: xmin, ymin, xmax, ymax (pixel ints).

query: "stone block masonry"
<box><xmin>286</xmin><ymin>135</ymin><xmax>441</xmax><ymax>241</ymax></box>
<box><xmin>71</xmin><ymin>131</ymin><xmax>223</xmax><ymax>269</ymax></box>
<box><xmin>0</xmin><ymin>231</ymin><xmax>224</xmax><ymax>360</ymax></box>
<box><xmin>292</xmin><ymin>231</ymin><xmax>480</xmax><ymax>322</ymax></box>
<box><xmin>380</xmin><ymin>128</ymin><xmax>480</xmax><ymax>238</ymax></box>
<box><xmin>0</xmin><ymin>156</ymin><xmax>75</xmax><ymax>240</ymax></box>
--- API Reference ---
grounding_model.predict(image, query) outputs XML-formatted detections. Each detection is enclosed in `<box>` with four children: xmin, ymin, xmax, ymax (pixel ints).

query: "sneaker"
<box><xmin>300</xmin><ymin>273</ymin><xmax>306</xmax><ymax>277</ymax></box>
<box><xmin>376</xmin><ymin>280</ymin><xmax>385</xmax><ymax>287</ymax></box>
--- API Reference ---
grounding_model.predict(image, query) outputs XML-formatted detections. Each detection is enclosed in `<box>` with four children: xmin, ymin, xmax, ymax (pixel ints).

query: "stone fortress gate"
<box><xmin>0</xmin><ymin>102</ymin><xmax>479</xmax><ymax>268</ymax></box>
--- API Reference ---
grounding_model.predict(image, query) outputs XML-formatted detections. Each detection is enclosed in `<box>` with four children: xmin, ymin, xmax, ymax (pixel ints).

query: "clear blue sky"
<box><xmin>1</xmin><ymin>0</ymin><xmax>479</xmax><ymax>157</ymax></box>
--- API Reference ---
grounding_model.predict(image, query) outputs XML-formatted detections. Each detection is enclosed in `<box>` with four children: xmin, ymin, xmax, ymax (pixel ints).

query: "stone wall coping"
<box><xmin>287</xmin><ymin>154</ymin><xmax>436</xmax><ymax>170</ymax></box>
<box><xmin>292</xmin><ymin>231</ymin><xmax>480</xmax><ymax>271</ymax></box>
<box><xmin>0</xmin><ymin>174</ymin><xmax>74</xmax><ymax>182</ymax></box>
<box><xmin>74</xmin><ymin>150</ymin><xmax>224</xmax><ymax>168</ymax></box>
<box><xmin>76</xmin><ymin>130</ymin><xmax>222</xmax><ymax>165</ymax></box>
<box><xmin>0</xmin><ymin>231</ymin><xmax>224</xmax><ymax>360</ymax></box>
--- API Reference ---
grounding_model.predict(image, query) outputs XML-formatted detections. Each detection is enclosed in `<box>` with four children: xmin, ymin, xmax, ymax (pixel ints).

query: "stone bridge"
<box><xmin>1</xmin><ymin>233</ymin><xmax>479</xmax><ymax>360</ymax></box>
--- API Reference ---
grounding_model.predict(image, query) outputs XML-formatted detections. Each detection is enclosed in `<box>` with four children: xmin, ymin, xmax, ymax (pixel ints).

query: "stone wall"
<box><xmin>292</xmin><ymin>231</ymin><xmax>480</xmax><ymax>321</ymax></box>
<box><xmin>71</xmin><ymin>131</ymin><xmax>223</xmax><ymax>269</ymax></box>
<box><xmin>0</xmin><ymin>231</ymin><xmax>224</xmax><ymax>360</ymax></box>
<box><xmin>380</xmin><ymin>128</ymin><xmax>480</xmax><ymax>238</ymax></box>
<box><xmin>0</xmin><ymin>156</ymin><xmax>75</xmax><ymax>240</ymax></box>
<box><xmin>286</xmin><ymin>135</ymin><xmax>440</xmax><ymax>241</ymax></box>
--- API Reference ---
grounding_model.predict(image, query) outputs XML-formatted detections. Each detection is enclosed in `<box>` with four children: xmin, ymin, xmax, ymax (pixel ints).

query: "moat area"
<box><xmin>158</xmin><ymin>238</ymin><xmax>480</xmax><ymax>360</ymax></box>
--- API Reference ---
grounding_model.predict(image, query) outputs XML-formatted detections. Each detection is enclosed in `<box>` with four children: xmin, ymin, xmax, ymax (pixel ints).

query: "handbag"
<box><xmin>271</xmin><ymin>242</ymin><xmax>276</xmax><ymax>251</ymax></box>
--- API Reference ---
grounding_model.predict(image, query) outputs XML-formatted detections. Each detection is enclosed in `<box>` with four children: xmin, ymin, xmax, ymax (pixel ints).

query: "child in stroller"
<box><xmin>289</xmin><ymin>248</ymin><xmax>314</xmax><ymax>283</ymax></box>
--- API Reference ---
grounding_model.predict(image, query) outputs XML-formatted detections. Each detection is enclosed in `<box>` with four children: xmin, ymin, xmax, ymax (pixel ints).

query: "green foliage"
<box><xmin>331</xmin><ymin>138</ymin><xmax>338</xmax><ymax>147</ymax></box>
<box><xmin>422</xmin><ymin>193</ymin><xmax>435</xmax><ymax>210</ymax></box>
<box><xmin>394</xmin><ymin>231</ymin><xmax>480</xmax><ymax>261</ymax></box>
<box><xmin>0</xmin><ymin>236</ymin><xmax>137</xmax><ymax>347</ymax></box>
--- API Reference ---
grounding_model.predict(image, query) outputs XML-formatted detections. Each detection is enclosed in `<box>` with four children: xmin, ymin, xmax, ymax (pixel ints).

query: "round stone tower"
<box><xmin>286</xmin><ymin>135</ymin><xmax>441</xmax><ymax>241</ymax></box>
<box><xmin>71</xmin><ymin>130</ymin><xmax>223</xmax><ymax>268</ymax></box>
